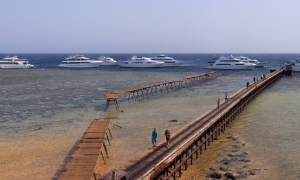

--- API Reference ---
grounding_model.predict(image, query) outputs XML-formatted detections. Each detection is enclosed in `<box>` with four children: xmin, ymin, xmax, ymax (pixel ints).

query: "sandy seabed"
<box><xmin>0</xmin><ymin>69</ymin><xmax>269</xmax><ymax>180</ymax></box>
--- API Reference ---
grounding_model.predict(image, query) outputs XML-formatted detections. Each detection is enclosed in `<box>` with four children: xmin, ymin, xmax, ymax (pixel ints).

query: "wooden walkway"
<box><xmin>57</xmin><ymin>119</ymin><xmax>112</xmax><ymax>180</ymax></box>
<box><xmin>104</xmin><ymin>71</ymin><xmax>216</xmax><ymax>111</ymax></box>
<box><xmin>117</xmin><ymin>70</ymin><xmax>283</xmax><ymax>180</ymax></box>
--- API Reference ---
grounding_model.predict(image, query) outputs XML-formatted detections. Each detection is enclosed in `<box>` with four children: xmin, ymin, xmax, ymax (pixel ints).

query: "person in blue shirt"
<box><xmin>152</xmin><ymin>128</ymin><xmax>158</xmax><ymax>147</ymax></box>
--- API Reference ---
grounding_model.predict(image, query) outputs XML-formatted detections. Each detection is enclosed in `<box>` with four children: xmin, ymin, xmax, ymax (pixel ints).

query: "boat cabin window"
<box><xmin>219</xmin><ymin>60</ymin><xmax>240</xmax><ymax>62</ymax></box>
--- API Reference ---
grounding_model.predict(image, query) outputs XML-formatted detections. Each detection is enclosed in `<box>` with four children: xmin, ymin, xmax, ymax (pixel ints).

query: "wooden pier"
<box><xmin>57</xmin><ymin>119</ymin><xmax>112</xmax><ymax>180</ymax></box>
<box><xmin>116</xmin><ymin>70</ymin><xmax>283</xmax><ymax>180</ymax></box>
<box><xmin>104</xmin><ymin>72</ymin><xmax>216</xmax><ymax>111</ymax></box>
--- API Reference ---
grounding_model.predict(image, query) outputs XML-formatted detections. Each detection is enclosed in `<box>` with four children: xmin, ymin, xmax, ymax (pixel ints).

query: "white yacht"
<box><xmin>98</xmin><ymin>56</ymin><xmax>118</xmax><ymax>66</ymax></box>
<box><xmin>58</xmin><ymin>55</ymin><xmax>102</xmax><ymax>68</ymax></box>
<box><xmin>119</xmin><ymin>56</ymin><xmax>164</xmax><ymax>68</ymax></box>
<box><xmin>290</xmin><ymin>56</ymin><xmax>300</xmax><ymax>64</ymax></box>
<box><xmin>285</xmin><ymin>57</ymin><xmax>300</xmax><ymax>71</ymax></box>
<box><xmin>205</xmin><ymin>55</ymin><xmax>256</xmax><ymax>70</ymax></box>
<box><xmin>236</xmin><ymin>56</ymin><xmax>270</xmax><ymax>67</ymax></box>
<box><xmin>291</xmin><ymin>63</ymin><xmax>300</xmax><ymax>71</ymax></box>
<box><xmin>0</xmin><ymin>56</ymin><xmax>34</xmax><ymax>69</ymax></box>
<box><xmin>151</xmin><ymin>55</ymin><xmax>184</xmax><ymax>67</ymax></box>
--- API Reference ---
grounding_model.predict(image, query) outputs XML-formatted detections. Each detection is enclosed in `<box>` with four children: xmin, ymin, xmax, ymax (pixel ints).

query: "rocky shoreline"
<box><xmin>206</xmin><ymin>135</ymin><xmax>259</xmax><ymax>180</ymax></box>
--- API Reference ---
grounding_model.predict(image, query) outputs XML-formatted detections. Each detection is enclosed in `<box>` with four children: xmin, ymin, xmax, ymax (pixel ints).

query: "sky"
<box><xmin>1</xmin><ymin>0</ymin><xmax>299</xmax><ymax>53</ymax></box>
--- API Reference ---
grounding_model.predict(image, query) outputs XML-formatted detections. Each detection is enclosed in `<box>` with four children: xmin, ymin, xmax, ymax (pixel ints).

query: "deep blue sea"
<box><xmin>1</xmin><ymin>53</ymin><xmax>299</xmax><ymax>75</ymax></box>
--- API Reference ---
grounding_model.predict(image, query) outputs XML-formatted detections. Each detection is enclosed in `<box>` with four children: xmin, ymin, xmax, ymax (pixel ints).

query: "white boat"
<box><xmin>208</xmin><ymin>58</ymin><xmax>219</xmax><ymax>65</ymax></box>
<box><xmin>151</xmin><ymin>54</ymin><xmax>184</xmax><ymax>67</ymax></box>
<box><xmin>98</xmin><ymin>56</ymin><xmax>118</xmax><ymax>66</ymax></box>
<box><xmin>0</xmin><ymin>56</ymin><xmax>34</xmax><ymax>69</ymax></box>
<box><xmin>58</xmin><ymin>55</ymin><xmax>102</xmax><ymax>68</ymax></box>
<box><xmin>291</xmin><ymin>63</ymin><xmax>300</xmax><ymax>71</ymax></box>
<box><xmin>285</xmin><ymin>57</ymin><xmax>300</xmax><ymax>71</ymax></box>
<box><xmin>291</xmin><ymin>56</ymin><xmax>300</xmax><ymax>64</ymax></box>
<box><xmin>205</xmin><ymin>55</ymin><xmax>256</xmax><ymax>70</ymax></box>
<box><xmin>119</xmin><ymin>56</ymin><xmax>164</xmax><ymax>68</ymax></box>
<box><xmin>236</xmin><ymin>56</ymin><xmax>270</xmax><ymax>67</ymax></box>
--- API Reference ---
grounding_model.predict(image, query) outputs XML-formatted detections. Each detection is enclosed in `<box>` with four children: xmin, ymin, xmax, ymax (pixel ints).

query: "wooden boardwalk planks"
<box><xmin>57</xmin><ymin>119</ymin><xmax>111</xmax><ymax>180</ymax></box>
<box><xmin>118</xmin><ymin>70</ymin><xmax>283</xmax><ymax>180</ymax></box>
<box><xmin>104</xmin><ymin>71</ymin><xmax>216</xmax><ymax>111</ymax></box>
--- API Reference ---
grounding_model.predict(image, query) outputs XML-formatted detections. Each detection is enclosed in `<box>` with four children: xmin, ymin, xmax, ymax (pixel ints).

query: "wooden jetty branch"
<box><xmin>103</xmin><ymin>72</ymin><xmax>216</xmax><ymax>111</ymax></box>
<box><xmin>57</xmin><ymin>119</ymin><xmax>111</xmax><ymax>180</ymax></box>
<box><xmin>116</xmin><ymin>70</ymin><xmax>283</xmax><ymax>180</ymax></box>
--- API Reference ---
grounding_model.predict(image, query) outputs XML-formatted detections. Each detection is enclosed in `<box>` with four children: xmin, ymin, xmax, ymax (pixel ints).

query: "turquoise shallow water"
<box><xmin>0</xmin><ymin>69</ymin><xmax>299</xmax><ymax>179</ymax></box>
<box><xmin>233</xmin><ymin>77</ymin><xmax>300</xmax><ymax>179</ymax></box>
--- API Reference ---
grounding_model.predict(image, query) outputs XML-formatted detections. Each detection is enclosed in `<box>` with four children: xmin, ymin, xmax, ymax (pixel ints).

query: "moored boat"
<box><xmin>58</xmin><ymin>55</ymin><xmax>102</xmax><ymax>68</ymax></box>
<box><xmin>151</xmin><ymin>54</ymin><xmax>183</xmax><ymax>67</ymax></box>
<box><xmin>291</xmin><ymin>63</ymin><xmax>300</xmax><ymax>71</ymax></box>
<box><xmin>205</xmin><ymin>55</ymin><xmax>255</xmax><ymax>70</ymax></box>
<box><xmin>119</xmin><ymin>56</ymin><xmax>164</xmax><ymax>68</ymax></box>
<box><xmin>0</xmin><ymin>56</ymin><xmax>34</xmax><ymax>69</ymax></box>
<box><xmin>98</xmin><ymin>56</ymin><xmax>118</xmax><ymax>66</ymax></box>
<box><xmin>236</xmin><ymin>56</ymin><xmax>270</xmax><ymax>67</ymax></box>
<box><xmin>285</xmin><ymin>56</ymin><xmax>300</xmax><ymax>71</ymax></box>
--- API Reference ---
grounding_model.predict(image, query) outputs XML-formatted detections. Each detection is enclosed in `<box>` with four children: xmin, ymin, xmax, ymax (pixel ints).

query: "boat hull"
<box><xmin>119</xmin><ymin>63</ymin><xmax>163</xmax><ymax>68</ymax></box>
<box><xmin>58</xmin><ymin>61</ymin><xmax>102</xmax><ymax>68</ymax></box>
<box><xmin>205</xmin><ymin>65</ymin><xmax>255</xmax><ymax>70</ymax></box>
<box><xmin>292</xmin><ymin>64</ymin><xmax>300</xmax><ymax>71</ymax></box>
<box><xmin>254</xmin><ymin>62</ymin><xmax>270</xmax><ymax>67</ymax></box>
<box><xmin>160</xmin><ymin>61</ymin><xmax>184</xmax><ymax>67</ymax></box>
<box><xmin>0</xmin><ymin>65</ymin><xmax>34</xmax><ymax>69</ymax></box>
<box><xmin>100</xmin><ymin>62</ymin><xmax>119</xmax><ymax>66</ymax></box>
<box><xmin>58</xmin><ymin>62</ymin><xmax>101</xmax><ymax>68</ymax></box>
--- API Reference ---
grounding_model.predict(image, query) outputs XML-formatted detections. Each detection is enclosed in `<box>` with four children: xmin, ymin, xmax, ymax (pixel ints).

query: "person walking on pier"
<box><xmin>225</xmin><ymin>92</ymin><xmax>229</xmax><ymax>103</ymax></box>
<box><xmin>216</xmin><ymin>98</ymin><xmax>220</xmax><ymax>108</ymax></box>
<box><xmin>152</xmin><ymin>128</ymin><xmax>158</xmax><ymax>147</ymax></box>
<box><xmin>164</xmin><ymin>129</ymin><xmax>171</xmax><ymax>148</ymax></box>
<box><xmin>246</xmin><ymin>81</ymin><xmax>250</xmax><ymax>89</ymax></box>
<box><xmin>253</xmin><ymin>76</ymin><xmax>256</xmax><ymax>83</ymax></box>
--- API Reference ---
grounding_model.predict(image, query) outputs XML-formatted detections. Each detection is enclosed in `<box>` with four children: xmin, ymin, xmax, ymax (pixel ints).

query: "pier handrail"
<box><xmin>103</xmin><ymin>71</ymin><xmax>216</xmax><ymax>111</ymax></box>
<box><xmin>119</xmin><ymin>69</ymin><xmax>283</xmax><ymax>179</ymax></box>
